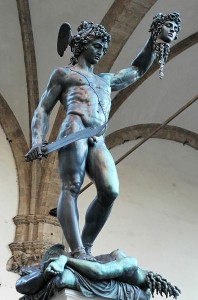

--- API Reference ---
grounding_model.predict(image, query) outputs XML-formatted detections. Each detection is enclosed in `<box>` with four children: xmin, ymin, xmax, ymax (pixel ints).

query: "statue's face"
<box><xmin>82</xmin><ymin>38</ymin><xmax>108</xmax><ymax>65</ymax></box>
<box><xmin>158</xmin><ymin>21</ymin><xmax>178</xmax><ymax>43</ymax></box>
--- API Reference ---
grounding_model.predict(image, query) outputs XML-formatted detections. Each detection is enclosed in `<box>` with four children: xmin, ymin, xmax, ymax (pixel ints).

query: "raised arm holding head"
<box><xmin>105</xmin><ymin>35</ymin><xmax>155</xmax><ymax>92</ymax></box>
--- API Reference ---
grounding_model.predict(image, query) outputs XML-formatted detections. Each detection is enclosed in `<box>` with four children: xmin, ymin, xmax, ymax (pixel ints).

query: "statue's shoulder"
<box><xmin>50</xmin><ymin>67</ymin><xmax>71</xmax><ymax>83</ymax></box>
<box><xmin>97</xmin><ymin>72</ymin><xmax>112</xmax><ymax>87</ymax></box>
<box><xmin>98</xmin><ymin>72</ymin><xmax>112</xmax><ymax>80</ymax></box>
<box><xmin>53</xmin><ymin>67</ymin><xmax>71</xmax><ymax>77</ymax></box>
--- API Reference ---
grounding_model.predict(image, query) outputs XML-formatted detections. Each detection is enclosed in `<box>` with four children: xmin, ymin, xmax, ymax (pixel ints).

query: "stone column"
<box><xmin>7</xmin><ymin>214</ymin><xmax>67</xmax><ymax>272</ymax></box>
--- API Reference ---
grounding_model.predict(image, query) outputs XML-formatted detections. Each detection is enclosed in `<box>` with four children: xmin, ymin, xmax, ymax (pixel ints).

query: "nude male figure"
<box><xmin>25</xmin><ymin>14</ymin><xmax>181</xmax><ymax>260</ymax></box>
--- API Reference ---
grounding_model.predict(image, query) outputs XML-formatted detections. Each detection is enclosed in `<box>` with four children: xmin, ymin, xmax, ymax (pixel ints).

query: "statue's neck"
<box><xmin>76</xmin><ymin>56</ymin><xmax>94</xmax><ymax>73</ymax></box>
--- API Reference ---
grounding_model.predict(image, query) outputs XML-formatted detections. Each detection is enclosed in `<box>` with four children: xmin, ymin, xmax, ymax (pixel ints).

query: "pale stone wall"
<box><xmin>0</xmin><ymin>126</ymin><xmax>20</xmax><ymax>299</ymax></box>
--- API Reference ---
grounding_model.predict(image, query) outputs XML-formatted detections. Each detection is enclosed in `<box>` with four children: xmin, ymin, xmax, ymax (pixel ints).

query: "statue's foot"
<box><xmin>73</xmin><ymin>253</ymin><xmax>98</xmax><ymax>262</ymax></box>
<box><xmin>84</xmin><ymin>242</ymin><xmax>93</xmax><ymax>256</ymax></box>
<box><xmin>71</xmin><ymin>246</ymin><xmax>98</xmax><ymax>262</ymax></box>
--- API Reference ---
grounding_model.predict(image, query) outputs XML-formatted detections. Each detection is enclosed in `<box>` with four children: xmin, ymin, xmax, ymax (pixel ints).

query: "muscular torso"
<box><xmin>59</xmin><ymin>67</ymin><xmax>111</xmax><ymax>129</ymax></box>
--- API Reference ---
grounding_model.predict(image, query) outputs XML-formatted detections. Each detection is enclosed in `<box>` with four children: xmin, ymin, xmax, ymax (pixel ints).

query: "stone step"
<box><xmin>50</xmin><ymin>288</ymin><xmax>110</xmax><ymax>300</ymax></box>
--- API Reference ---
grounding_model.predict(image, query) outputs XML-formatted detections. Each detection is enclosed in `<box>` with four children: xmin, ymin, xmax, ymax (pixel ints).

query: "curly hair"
<box><xmin>146</xmin><ymin>271</ymin><xmax>181</xmax><ymax>299</ymax></box>
<box><xmin>149</xmin><ymin>12</ymin><xmax>181</xmax><ymax>42</ymax></box>
<box><xmin>70</xmin><ymin>21</ymin><xmax>111</xmax><ymax>65</ymax></box>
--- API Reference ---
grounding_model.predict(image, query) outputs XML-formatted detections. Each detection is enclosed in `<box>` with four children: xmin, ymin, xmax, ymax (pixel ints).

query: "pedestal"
<box><xmin>50</xmin><ymin>288</ymin><xmax>110</xmax><ymax>299</ymax></box>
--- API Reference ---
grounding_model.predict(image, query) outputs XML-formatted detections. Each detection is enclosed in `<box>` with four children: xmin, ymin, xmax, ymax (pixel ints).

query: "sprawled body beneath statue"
<box><xmin>16</xmin><ymin>244</ymin><xmax>180</xmax><ymax>300</ymax></box>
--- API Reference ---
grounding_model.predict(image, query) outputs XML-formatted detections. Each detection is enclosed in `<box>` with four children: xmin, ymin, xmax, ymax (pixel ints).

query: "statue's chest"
<box><xmin>65</xmin><ymin>69</ymin><xmax>109</xmax><ymax>92</ymax></box>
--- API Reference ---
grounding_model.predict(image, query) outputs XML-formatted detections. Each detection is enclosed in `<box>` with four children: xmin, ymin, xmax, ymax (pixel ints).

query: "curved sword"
<box><xmin>45</xmin><ymin>123</ymin><xmax>106</xmax><ymax>154</ymax></box>
<box><xmin>24</xmin><ymin>123</ymin><xmax>106</xmax><ymax>162</ymax></box>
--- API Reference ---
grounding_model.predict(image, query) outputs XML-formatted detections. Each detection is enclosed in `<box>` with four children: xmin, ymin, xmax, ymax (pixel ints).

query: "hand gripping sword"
<box><xmin>25</xmin><ymin>123</ymin><xmax>106</xmax><ymax>161</ymax></box>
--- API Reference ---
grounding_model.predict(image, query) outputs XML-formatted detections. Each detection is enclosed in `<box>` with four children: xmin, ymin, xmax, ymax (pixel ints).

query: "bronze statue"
<box><xmin>16</xmin><ymin>244</ymin><xmax>181</xmax><ymax>300</ymax></box>
<box><xmin>25</xmin><ymin>13</ymin><xmax>181</xmax><ymax>261</ymax></box>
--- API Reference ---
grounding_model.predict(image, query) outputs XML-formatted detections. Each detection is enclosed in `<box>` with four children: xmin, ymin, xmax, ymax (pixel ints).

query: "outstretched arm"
<box><xmin>104</xmin><ymin>35</ymin><xmax>155</xmax><ymax>92</ymax></box>
<box><xmin>66</xmin><ymin>257</ymin><xmax>180</xmax><ymax>298</ymax></box>
<box><xmin>132</xmin><ymin>35</ymin><xmax>155</xmax><ymax>77</ymax></box>
<box><xmin>67</xmin><ymin>256</ymin><xmax>129</xmax><ymax>280</ymax></box>
<box><xmin>66</xmin><ymin>255</ymin><xmax>146</xmax><ymax>286</ymax></box>
<box><xmin>44</xmin><ymin>251</ymin><xmax>145</xmax><ymax>286</ymax></box>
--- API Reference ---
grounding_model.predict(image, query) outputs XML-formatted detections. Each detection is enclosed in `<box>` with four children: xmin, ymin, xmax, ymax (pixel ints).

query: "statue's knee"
<box><xmin>111</xmin><ymin>188</ymin><xmax>119</xmax><ymax>200</ymax></box>
<box><xmin>62</xmin><ymin>181</ymin><xmax>81</xmax><ymax>196</ymax></box>
<box><xmin>107</xmin><ymin>185</ymin><xmax>119</xmax><ymax>202</ymax></box>
<box><xmin>99</xmin><ymin>186</ymin><xmax>119</xmax><ymax>207</ymax></box>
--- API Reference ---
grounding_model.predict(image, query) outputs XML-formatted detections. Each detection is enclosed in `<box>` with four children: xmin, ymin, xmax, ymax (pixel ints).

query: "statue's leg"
<box><xmin>82</xmin><ymin>140</ymin><xmax>119</xmax><ymax>254</ymax></box>
<box><xmin>58</xmin><ymin>138</ymin><xmax>87</xmax><ymax>252</ymax></box>
<box><xmin>57</xmin><ymin>115</ymin><xmax>88</xmax><ymax>253</ymax></box>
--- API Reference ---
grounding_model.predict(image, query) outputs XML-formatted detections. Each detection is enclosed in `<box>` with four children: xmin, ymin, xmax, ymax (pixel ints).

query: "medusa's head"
<box><xmin>149</xmin><ymin>12</ymin><xmax>181</xmax><ymax>79</ymax></box>
<box><xmin>149</xmin><ymin>12</ymin><xmax>181</xmax><ymax>43</ymax></box>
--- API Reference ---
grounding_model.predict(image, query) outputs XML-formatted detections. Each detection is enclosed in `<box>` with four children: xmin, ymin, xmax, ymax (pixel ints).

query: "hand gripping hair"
<box><xmin>39</xmin><ymin>244</ymin><xmax>66</xmax><ymax>273</ymax></box>
<box><xmin>57</xmin><ymin>21</ymin><xmax>111</xmax><ymax>65</ymax></box>
<box><xmin>149</xmin><ymin>12</ymin><xmax>181</xmax><ymax>79</ymax></box>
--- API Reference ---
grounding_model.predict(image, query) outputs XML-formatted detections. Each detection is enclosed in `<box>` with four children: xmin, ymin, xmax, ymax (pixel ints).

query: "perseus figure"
<box><xmin>25</xmin><ymin>12</ymin><xmax>181</xmax><ymax>260</ymax></box>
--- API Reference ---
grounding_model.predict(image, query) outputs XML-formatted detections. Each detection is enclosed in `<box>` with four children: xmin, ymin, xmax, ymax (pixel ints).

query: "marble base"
<box><xmin>50</xmin><ymin>288</ymin><xmax>109</xmax><ymax>299</ymax></box>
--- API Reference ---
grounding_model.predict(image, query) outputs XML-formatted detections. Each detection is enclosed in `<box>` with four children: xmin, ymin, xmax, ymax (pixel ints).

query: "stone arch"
<box><xmin>0</xmin><ymin>93</ymin><xmax>30</xmax><ymax>218</ymax></box>
<box><xmin>106</xmin><ymin>124</ymin><xmax>198</xmax><ymax>151</ymax></box>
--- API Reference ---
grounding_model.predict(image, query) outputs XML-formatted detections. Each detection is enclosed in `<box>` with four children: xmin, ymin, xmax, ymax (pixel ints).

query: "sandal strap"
<box><xmin>71</xmin><ymin>246</ymin><xmax>86</xmax><ymax>256</ymax></box>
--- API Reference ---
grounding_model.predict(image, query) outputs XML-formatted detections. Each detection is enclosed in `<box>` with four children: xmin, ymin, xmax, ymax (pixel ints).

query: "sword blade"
<box><xmin>45</xmin><ymin>123</ymin><xmax>106</xmax><ymax>154</ymax></box>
